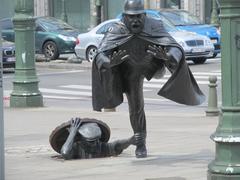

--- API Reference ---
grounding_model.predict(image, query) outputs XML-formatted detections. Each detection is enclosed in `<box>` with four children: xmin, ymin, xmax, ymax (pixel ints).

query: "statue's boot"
<box><xmin>134</xmin><ymin>133</ymin><xmax>147</xmax><ymax>158</ymax></box>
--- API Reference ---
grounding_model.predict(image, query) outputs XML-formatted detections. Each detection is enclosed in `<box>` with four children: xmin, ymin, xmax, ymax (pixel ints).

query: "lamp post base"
<box><xmin>10</xmin><ymin>94</ymin><xmax>43</xmax><ymax>107</ymax></box>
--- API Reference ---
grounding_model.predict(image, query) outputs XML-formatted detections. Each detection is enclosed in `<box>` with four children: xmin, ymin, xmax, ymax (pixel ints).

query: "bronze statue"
<box><xmin>49</xmin><ymin>118</ymin><xmax>134</xmax><ymax>160</ymax></box>
<box><xmin>92</xmin><ymin>0</ymin><xmax>205</xmax><ymax>158</ymax></box>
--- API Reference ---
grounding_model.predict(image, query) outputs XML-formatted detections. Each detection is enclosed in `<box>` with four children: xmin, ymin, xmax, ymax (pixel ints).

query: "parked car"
<box><xmin>75</xmin><ymin>19</ymin><xmax>214</xmax><ymax>64</ymax></box>
<box><xmin>0</xmin><ymin>17</ymin><xmax>80</xmax><ymax>60</ymax></box>
<box><xmin>1</xmin><ymin>38</ymin><xmax>15</xmax><ymax>68</ymax></box>
<box><xmin>144</xmin><ymin>9</ymin><xmax>221</xmax><ymax>58</ymax></box>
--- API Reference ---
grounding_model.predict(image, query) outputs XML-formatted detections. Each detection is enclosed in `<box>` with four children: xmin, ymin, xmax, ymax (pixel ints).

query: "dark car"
<box><xmin>0</xmin><ymin>17</ymin><xmax>80</xmax><ymax>60</ymax></box>
<box><xmin>1</xmin><ymin>39</ymin><xmax>15</xmax><ymax>68</ymax></box>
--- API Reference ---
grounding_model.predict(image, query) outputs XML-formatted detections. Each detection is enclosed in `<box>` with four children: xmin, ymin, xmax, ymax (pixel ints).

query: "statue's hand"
<box><xmin>69</xmin><ymin>117</ymin><xmax>82</xmax><ymax>134</ymax></box>
<box><xmin>147</xmin><ymin>45</ymin><xmax>168</xmax><ymax>61</ymax></box>
<box><xmin>110</xmin><ymin>50</ymin><xmax>129</xmax><ymax>66</ymax></box>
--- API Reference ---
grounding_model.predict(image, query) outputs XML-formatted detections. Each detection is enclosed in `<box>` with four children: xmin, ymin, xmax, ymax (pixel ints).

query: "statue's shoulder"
<box><xmin>107</xmin><ymin>20</ymin><xmax>128</xmax><ymax>34</ymax></box>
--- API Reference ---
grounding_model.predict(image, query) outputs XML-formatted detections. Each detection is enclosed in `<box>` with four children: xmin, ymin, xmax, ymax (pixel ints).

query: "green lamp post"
<box><xmin>0</xmin><ymin>30</ymin><xmax>5</xmax><ymax>180</ymax></box>
<box><xmin>10</xmin><ymin>0</ymin><xmax>43</xmax><ymax>107</ymax></box>
<box><xmin>60</xmin><ymin>0</ymin><xmax>68</xmax><ymax>22</ymax></box>
<box><xmin>210</xmin><ymin>0</ymin><xmax>220</xmax><ymax>27</ymax></box>
<box><xmin>208</xmin><ymin>0</ymin><xmax>240</xmax><ymax>179</ymax></box>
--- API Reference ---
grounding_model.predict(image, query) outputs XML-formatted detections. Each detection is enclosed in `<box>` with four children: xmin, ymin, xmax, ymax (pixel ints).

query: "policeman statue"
<box><xmin>92</xmin><ymin>0</ymin><xmax>205</xmax><ymax>158</ymax></box>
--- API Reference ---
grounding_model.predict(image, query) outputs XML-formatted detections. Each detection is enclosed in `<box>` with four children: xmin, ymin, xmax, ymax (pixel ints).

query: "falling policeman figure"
<box><xmin>60</xmin><ymin>118</ymin><xmax>135</xmax><ymax>159</ymax></box>
<box><xmin>92</xmin><ymin>0</ymin><xmax>205</xmax><ymax>158</ymax></box>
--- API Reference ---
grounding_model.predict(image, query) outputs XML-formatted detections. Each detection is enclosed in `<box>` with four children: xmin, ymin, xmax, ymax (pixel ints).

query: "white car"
<box><xmin>75</xmin><ymin>19</ymin><xmax>214</xmax><ymax>64</ymax></box>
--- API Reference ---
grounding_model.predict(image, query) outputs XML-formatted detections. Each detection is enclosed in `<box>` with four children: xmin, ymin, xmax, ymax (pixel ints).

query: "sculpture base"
<box><xmin>10</xmin><ymin>94</ymin><xmax>43</xmax><ymax>107</ymax></box>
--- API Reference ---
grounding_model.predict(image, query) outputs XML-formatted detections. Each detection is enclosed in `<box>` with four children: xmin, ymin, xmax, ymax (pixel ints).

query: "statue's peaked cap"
<box><xmin>123</xmin><ymin>0</ymin><xmax>145</xmax><ymax>15</ymax></box>
<box><xmin>78</xmin><ymin>123</ymin><xmax>102</xmax><ymax>141</ymax></box>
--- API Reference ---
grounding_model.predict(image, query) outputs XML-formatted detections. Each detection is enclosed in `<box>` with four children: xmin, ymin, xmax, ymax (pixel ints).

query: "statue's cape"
<box><xmin>92</xmin><ymin>17</ymin><xmax>205</xmax><ymax>111</ymax></box>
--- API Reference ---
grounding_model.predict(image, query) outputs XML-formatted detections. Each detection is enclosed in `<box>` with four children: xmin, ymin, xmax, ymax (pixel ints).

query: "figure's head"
<box><xmin>78</xmin><ymin>123</ymin><xmax>102</xmax><ymax>151</ymax></box>
<box><xmin>122</xmin><ymin>0</ymin><xmax>146</xmax><ymax>34</ymax></box>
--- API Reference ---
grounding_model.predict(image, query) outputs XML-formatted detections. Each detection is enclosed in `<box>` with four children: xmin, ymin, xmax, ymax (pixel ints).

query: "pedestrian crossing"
<box><xmin>4</xmin><ymin>71</ymin><xmax>221</xmax><ymax>102</ymax></box>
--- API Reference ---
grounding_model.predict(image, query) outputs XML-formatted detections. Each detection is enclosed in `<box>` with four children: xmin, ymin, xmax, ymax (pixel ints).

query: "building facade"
<box><xmin>0</xmin><ymin>0</ymin><xmax>213</xmax><ymax>32</ymax></box>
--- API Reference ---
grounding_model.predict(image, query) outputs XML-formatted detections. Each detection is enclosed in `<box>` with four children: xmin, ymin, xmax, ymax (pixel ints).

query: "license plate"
<box><xmin>6</xmin><ymin>57</ymin><xmax>15</xmax><ymax>62</ymax></box>
<box><xmin>211</xmin><ymin>39</ymin><xmax>217</xmax><ymax>44</ymax></box>
<box><xmin>192</xmin><ymin>48</ymin><xmax>205</xmax><ymax>53</ymax></box>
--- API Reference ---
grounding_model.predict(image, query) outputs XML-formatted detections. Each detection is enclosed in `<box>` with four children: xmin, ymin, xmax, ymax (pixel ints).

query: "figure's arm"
<box><xmin>95</xmin><ymin>53</ymin><xmax>111</xmax><ymax>71</ymax></box>
<box><xmin>60</xmin><ymin>118</ymin><xmax>82</xmax><ymax>160</ymax></box>
<box><xmin>108</xmin><ymin>136</ymin><xmax>135</xmax><ymax>156</ymax></box>
<box><xmin>147</xmin><ymin>45</ymin><xmax>183</xmax><ymax>73</ymax></box>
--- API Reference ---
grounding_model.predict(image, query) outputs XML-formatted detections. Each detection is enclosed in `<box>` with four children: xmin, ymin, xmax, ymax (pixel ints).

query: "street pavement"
<box><xmin>3</xmin><ymin>59</ymin><xmax>219</xmax><ymax>180</ymax></box>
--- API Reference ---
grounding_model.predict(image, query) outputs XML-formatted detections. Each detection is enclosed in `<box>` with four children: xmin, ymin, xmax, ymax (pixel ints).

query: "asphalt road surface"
<box><xmin>3</xmin><ymin>57</ymin><xmax>221</xmax><ymax>110</ymax></box>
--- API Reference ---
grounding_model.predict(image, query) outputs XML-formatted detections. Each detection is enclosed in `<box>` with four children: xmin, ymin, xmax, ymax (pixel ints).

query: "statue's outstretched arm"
<box><xmin>110</xmin><ymin>136</ymin><xmax>135</xmax><ymax>156</ymax></box>
<box><xmin>147</xmin><ymin>45</ymin><xmax>183</xmax><ymax>73</ymax></box>
<box><xmin>60</xmin><ymin>118</ymin><xmax>82</xmax><ymax>160</ymax></box>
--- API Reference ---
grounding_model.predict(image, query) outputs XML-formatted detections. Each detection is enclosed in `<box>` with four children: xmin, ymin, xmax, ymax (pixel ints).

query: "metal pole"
<box><xmin>160</xmin><ymin>0</ymin><xmax>167</xmax><ymax>8</ymax></box>
<box><xmin>10</xmin><ymin>0</ymin><xmax>43</xmax><ymax>107</ymax></box>
<box><xmin>207</xmin><ymin>0</ymin><xmax>240</xmax><ymax>179</ymax></box>
<box><xmin>96</xmin><ymin>0</ymin><xmax>102</xmax><ymax>25</ymax></box>
<box><xmin>210</xmin><ymin>0</ymin><xmax>220</xmax><ymax>27</ymax></box>
<box><xmin>0</xmin><ymin>28</ymin><xmax>5</xmax><ymax>180</ymax></box>
<box><xmin>90</xmin><ymin>0</ymin><xmax>97</xmax><ymax>29</ymax></box>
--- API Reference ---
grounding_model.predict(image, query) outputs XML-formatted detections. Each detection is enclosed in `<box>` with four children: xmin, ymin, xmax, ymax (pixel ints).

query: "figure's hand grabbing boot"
<box><xmin>134</xmin><ymin>133</ymin><xmax>147</xmax><ymax>158</ymax></box>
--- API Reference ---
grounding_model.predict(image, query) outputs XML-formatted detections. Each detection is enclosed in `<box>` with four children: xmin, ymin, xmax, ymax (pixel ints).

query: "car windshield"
<box><xmin>155</xmin><ymin>13</ymin><xmax>178</xmax><ymax>32</ymax></box>
<box><xmin>161</xmin><ymin>11</ymin><xmax>202</xmax><ymax>26</ymax></box>
<box><xmin>37</xmin><ymin>17</ymin><xmax>75</xmax><ymax>31</ymax></box>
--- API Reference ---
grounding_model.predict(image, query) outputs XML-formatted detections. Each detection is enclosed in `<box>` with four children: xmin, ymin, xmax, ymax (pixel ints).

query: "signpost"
<box><xmin>0</xmin><ymin>29</ymin><xmax>5</xmax><ymax>180</ymax></box>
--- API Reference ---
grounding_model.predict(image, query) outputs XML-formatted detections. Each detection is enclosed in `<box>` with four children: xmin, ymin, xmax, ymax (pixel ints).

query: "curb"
<box><xmin>35</xmin><ymin>61</ymin><xmax>92</xmax><ymax>71</ymax></box>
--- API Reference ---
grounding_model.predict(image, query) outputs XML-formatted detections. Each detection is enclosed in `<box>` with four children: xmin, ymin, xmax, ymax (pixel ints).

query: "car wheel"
<box><xmin>86</xmin><ymin>46</ymin><xmax>97</xmax><ymax>62</ymax></box>
<box><xmin>43</xmin><ymin>41</ymin><xmax>59</xmax><ymax>60</ymax></box>
<box><xmin>192</xmin><ymin>58</ymin><xmax>207</xmax><ymax>64</ymax></box>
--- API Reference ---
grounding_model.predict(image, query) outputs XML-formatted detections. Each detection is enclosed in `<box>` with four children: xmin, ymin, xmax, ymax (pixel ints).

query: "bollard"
<box><xmin>206</xmin><ymin>75</ymin><xmax>219</xmax><ymax>116</ymax></box>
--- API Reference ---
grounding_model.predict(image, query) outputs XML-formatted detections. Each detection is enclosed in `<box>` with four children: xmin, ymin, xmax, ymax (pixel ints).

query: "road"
<box><xmin>3</xmin><ymin>57</ymin><xmax>221</xmax><ymax>110</ymax></box>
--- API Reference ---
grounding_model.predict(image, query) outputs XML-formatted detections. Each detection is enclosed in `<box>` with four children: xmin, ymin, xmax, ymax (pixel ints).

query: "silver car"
<box><xmin>75</xmin><ymin>19</ymin><xmax>214</xmax><ymax>64</ymax></box>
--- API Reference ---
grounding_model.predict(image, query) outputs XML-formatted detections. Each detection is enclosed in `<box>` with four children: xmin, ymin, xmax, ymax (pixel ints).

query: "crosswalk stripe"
<box><xmin>60</xmin><ymin>85</ymin><xmax>92</xmax><ymax>90</ymax></box>
<box><xmin>192</xmin><ymin>72</ymin><xmax>221</xmax><ymax>76</ymax></box>
<box><xmin>39</xmin><ymin>88</ymin><xmax>92</xmax><ymax>96</ymax></box>
<box><xmin>3</xmin><ymin>70</ymin><xmax>221</xmax><ymax>101</ymax></box>
<box><xmin>163</xmin><ymin>74</ymin><xmax>221</xmax><ymax>79</ymax></box>
<box><xmin>163</xmin><ymin>75</ymin><xmax>221</xmax><ymax>79</ymax></box>
<box><xmin>145</xmin><ymin>79</ymin><xmax>211</xmax><ymax>85</ymax></box>
<box><xmin>144</xmin><ymin>83</ymin><xmax>163</xmax><ymax>88</ymax></box>
<box><xmin>43</xmin><ymin>95</ymin><xmax>90</xmax><ymax>100</ymax></box>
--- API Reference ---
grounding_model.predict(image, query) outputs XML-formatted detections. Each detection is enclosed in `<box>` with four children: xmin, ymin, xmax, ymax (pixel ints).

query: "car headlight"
<box><xmin>58</xmin><ymin>34</ymin><xmax>76</xmax><ymax>41</ymax></box>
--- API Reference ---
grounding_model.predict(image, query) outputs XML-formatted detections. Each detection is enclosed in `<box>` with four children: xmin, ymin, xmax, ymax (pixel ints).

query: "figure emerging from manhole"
<box><xmin>50</xmin><ymin>117</ymin><xmax>135</xmax><ymax>160</ymax></box>
<box><xmin>92</xmin><ymin>0</ymin><xmax>205</xmax><ymax>158</ymax></box>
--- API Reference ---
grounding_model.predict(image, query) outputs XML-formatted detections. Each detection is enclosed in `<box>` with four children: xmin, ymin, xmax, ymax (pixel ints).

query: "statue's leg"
<box><xmin>125</xmin><ymin>75</ymin><xmax>147</xmax><ymax>158</ymax></box>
